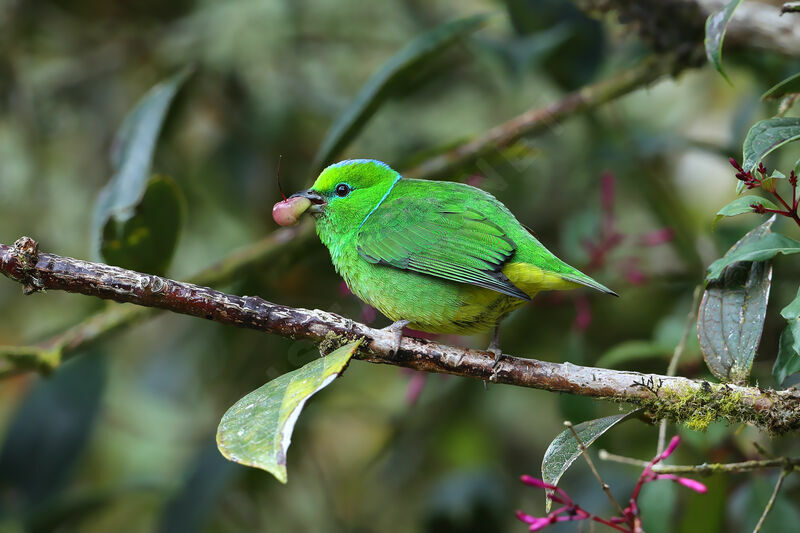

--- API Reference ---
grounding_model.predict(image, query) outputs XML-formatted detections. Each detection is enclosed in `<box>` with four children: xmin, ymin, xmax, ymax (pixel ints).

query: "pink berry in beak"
<box><xmin>272</xmin><ymin>196</ymin><xmax>312</xmax><ymax>226</ymax></box>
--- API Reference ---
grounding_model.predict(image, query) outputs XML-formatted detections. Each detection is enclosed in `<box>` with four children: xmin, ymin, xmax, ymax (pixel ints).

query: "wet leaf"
<box><xmin>699</xmin><ymin>219</ymin><xmax>775</xmax><ymax>383</ymax></box>
<box><xmin>742</xmin><ymin>117</ymin><xmax>800</xmax><ymax>172</ymax></box>
<box><xmin>100</xmin><ymin>175</ymin><xmax>185</xmax><ymax>276</ymax></box>
<box><xmin>704</xmin><ymin>0</ymin><xmax>743</xmax><ymax>84</ymax></box>
<box><xmin>311</xmin><ymin>14</ymin><xmax>490</xmax><ymax>171</ymax></box>
<box><xmin>216</xmin><ymin>341</ymin><xmax>360</xmax><ymax>483</ymax></box>
<box><xmin>541</xmin><ymin>411</ymin><xmax>639</xmax><ymax>511</ymax></box>
<box><xmin>773</xmin><ymin>287</ymin><xmax>800</xmax><ymax>385</ymax></box>
<box><xmin>761</xmin><ymin>72</ymin><xmax>800</xmax><ymax>101</ymax></box>
<box><xmin>713</xmin><ymin>196</ymin><xmax>779</xmax><ymax>228</ymax></box>
<box><xmin>93</xmin><ymin>68</ymin><xmax>191</xmax><ymax>261</ymax></box>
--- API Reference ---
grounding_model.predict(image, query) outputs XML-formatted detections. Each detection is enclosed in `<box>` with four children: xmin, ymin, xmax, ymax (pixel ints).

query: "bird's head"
<box><xmin>274</xmin><ymin>159</ymin><xmax>401</xmax><ymax>229</ymax></box>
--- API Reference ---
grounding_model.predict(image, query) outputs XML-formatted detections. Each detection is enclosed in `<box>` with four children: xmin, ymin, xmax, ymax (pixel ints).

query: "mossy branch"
<box><xmin>2</xmin><ymin>237</ymin><xmax>799</xmax><ymax>434</ymax></box>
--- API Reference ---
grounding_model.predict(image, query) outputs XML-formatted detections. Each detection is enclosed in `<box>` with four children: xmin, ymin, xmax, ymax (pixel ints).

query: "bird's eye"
<box><xmin>335</xmin><ymin>183</ymin><xmax>351</xmax><ymax>197</ymax></box>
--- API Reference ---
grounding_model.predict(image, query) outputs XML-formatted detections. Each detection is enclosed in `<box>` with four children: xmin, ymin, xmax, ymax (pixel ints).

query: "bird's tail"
<box><xmin>559</xmin><ymin>272</ymin><xmax>618</xmax><ymax>297</ymax></box>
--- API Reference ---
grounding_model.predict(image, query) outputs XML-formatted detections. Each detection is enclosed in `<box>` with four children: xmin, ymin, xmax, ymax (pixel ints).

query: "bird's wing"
<box><xmin>356</xmin><ymin>197</ymin><xmax>530</xmax><ymax>300</ymax></box>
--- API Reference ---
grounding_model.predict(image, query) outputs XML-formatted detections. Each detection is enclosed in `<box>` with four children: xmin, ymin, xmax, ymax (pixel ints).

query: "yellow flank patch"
<box><xmin>502</xmin><ymin>262</ymin><xmax>580</xmax><ymax>294</ymax></box>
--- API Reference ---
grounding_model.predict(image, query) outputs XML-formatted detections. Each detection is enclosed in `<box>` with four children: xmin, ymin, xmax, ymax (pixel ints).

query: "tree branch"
<box><xmin>405</xmin><ymin>56</ymin><xmax>675</xmax><ymax>180</ymax></box>
<box><xmin>2</xmin><ymin>237</ymin><xmax>799</xmax><ymax>434</ymax></box>
<box><xmin>0</xmin><ymin>226</ymin><xmax>312</xmax><ymax>375</ymax></box>
<box><xmin>599</xmin><ymin>450</ymin><xmax>800</xmax><ymax>475</ymax></box>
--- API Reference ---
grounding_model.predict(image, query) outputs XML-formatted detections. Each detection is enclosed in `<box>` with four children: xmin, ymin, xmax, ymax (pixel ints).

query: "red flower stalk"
<box><xmin>729</xmin><ymin>158</ymin><xmax>800</xmax><ymax>227</ymax></box>
<box><xmin>516</xmin><ymin>436</ymin><xmax>706</xmax><ymax>532</ymax></box>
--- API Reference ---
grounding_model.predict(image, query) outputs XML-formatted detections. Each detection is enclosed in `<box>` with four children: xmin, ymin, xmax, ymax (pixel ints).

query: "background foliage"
<box><xmin>0</xmin><ymin>0</ymin><xmax>799</xmax><ymax>531</ymax></box>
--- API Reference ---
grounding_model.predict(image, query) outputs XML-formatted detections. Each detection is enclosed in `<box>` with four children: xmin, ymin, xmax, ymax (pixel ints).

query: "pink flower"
<box><xmin>655</xmin><ymin>474</ymin><xmax>708</xmax><ymax>493</ymax></box>
<box><xmin>515</xmin><ymin>436</ymin><xmax>707</xmax><ymax>532</ymax></box>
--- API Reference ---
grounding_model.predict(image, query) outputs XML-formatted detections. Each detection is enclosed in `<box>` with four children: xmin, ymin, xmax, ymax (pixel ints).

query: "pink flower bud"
<box><xmin>675</xmin><ymin>477</ymin><xmax>708</xmax><ymax>493</ymax></box>
<box><xmin>662</xmin><ymin>436</ymin><xmax>680</xmax><ymax>459</ymax></box>
<box><xmin>520</xmin><ymin>475</ymin><xmax>556</xmax><ymax>490</ymax></box>
<box><xmin>729</xmin><ymin>158</ymin><xmax>744</xmax><ymax>172</ymax></box>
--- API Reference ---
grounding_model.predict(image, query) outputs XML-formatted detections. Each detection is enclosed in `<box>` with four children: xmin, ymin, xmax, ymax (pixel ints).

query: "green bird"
<box><xmin>274</xmin><ymin>159</ymin><xmax>616</xmax><ymax>357</ymax></box>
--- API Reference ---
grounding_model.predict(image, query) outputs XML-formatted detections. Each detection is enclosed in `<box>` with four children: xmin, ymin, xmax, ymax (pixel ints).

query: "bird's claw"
<box><xmin>381</xmin><ymin>319</ymin><xmax>410</xmax><ymax>359</ymax></box>
<box><xmin>488</xmin><ymin>347</ymin><xmax>503</xmax><ymax>370</ymax></box>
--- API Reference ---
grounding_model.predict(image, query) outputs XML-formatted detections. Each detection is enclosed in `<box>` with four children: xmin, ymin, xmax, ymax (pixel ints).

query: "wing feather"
<box><xmin>356</xmin><ymin>197</ymin><xmax>530</xmax><ymax>300</ymax></box>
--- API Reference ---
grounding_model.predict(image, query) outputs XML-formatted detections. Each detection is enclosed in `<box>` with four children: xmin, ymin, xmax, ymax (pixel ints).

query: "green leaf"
<box><xmin>704</xmin><ymin>0</ymin><xmax>743</xmax><ymax>84</ymax></box>
<box><xmin>773</xmin><ymin>287</ymin><xmax>800</xmax><ymax>384</ymax></box>
<box><xmin>699</xmin><ymin>219</ymin><xmax>775</xmax><ymax>383</ymax></box>
<box><xmin>541</xmin><ymin>411</ymin><xmax>639</xmax><ymax>511</ymax></box>
<box><xmin>311</xmin><ymin>13</ymin><xmax>490</xmax><ymax>172</ymax></box>
<box><xmin>100</xmin><ymin>175</ymin><xmax>185</xmax><ymax>276</ymax></box>
<box><xmin>706</xmin><ymin>232</ymin><xmax>800</xmax><ymax>281</ymax></box>
<box><xmin>742</xmin><ymin>117</ymin><xmax>800</xmax><ymax>172</ymax></box>
<box><xmin>93</xmin><ymin>68</ymin><xmax>192</xmax><ymax>261</ymax></box>
<box><xmin>761</xmin><ymin>72</ymin><xmax>800</xmax><ymax>101</ymax></box>
<box><xmin>216</xmin><ymin>341</ymin><xmax>360</xmax><ymax>483</ymax></box>
<box><xmin>773</xmin><ymin>326</ymin><xmax>800</xmax><ymax>385</ymax></box>
<box><xmin>713</xmin><ymin>196</ymin><xmax>779</xmax><ymax>228</ymax></box>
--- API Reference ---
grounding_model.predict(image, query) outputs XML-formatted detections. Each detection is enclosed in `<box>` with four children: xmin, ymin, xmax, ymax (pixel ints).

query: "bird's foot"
<box><xmin>381</xmin><ymin>319</ymin><xmax>410</xmax><ymax>359</ymax></box>
<box><xmin>487</xmin><ymin>326</ymin><xmax>503</xmax><ymax>371</ymax></box>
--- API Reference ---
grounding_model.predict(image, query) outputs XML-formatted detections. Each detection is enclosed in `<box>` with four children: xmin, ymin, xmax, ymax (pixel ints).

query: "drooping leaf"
<box><xmin>100</xmin><ymin>175</ymin><xmax>186</xmax><ymax>276</ymax></box>
<box><xmin>699</xmin><ymin>219</ymin><xmax>774</xmax><ymax>383</ymax></box>
<box><xmin>761</xmin><ymin>72</ymin><xmax>800</xmax><ymax>101</ymax></box>
<box><xmin>705</xmin><ymin>232</ymin><xmax>800</xmax><ymax>280</ymax></box>
<box><xmin>713</xmin><ymin>196</ymin><xmax>779</xmax><ymax>228</ymax></box>
<box><xmin>216</xmin><ymin>341</ymin><xmax>360</xmax><ymax>483</ymax></box>
<box><xmin>742</xmin><ymin>117</ymin><xmax>800</xmax><ymax>172</ymax></box>
<box><xmin>311</xmin><ymin>14</ymin><xmax>490</xmax><ymax>171</ymax></box>
<box><xmin>773</xmin><ymin>287</ymin><xmax>800</xmax><ymax>385</ymax></box>
<box><xmin>704</xmin><ymin>0</ymin><xmax>743</xmax><ymax>84</ymax></box>
<box><xmin>541</xmin><ymin>411</ymin><xmax>639</xmax><ymax>511</ymax></box>
<box><xmin>93</xmin><ymin>68</ymin><xmax>191</xmax><ymax>260</ymax></box>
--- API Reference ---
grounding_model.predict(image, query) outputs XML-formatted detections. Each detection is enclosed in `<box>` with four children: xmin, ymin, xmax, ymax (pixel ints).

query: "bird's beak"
<box><xmin>289</xmin><ymin>189</ymin><xmax>326</xmax><ymax>214</ymax></box>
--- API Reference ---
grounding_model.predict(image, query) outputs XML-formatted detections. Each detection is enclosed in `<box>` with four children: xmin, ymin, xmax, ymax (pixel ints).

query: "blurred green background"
<box><xmin>1</xmin><ymin>0</ymin><xmax>799</xmax><ymax>531</ymax></box>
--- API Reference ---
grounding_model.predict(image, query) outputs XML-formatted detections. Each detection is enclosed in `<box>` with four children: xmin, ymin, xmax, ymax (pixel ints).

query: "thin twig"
<box><xmin>565</xmin><ymin>421</ymin><xmax>627</xmax><ymax>517</ymax></box>
<box><xmin>599</xmin><ymin>449</ymin><xmax>800</xmax><ymax>475</ymax></box>
<box><xmin>658</xmin><ymin>284</ymin><xmax>703</xmax><ymax>453</ymax></box>
<box><xmin>753</xmin><ymin>468</ymin><xmax>791</xmax><ymax>533</ymax></box>
<box><xmin>404</xmin><ymin>56</ymin><xmax>675</xmax><ymax>180</ymax></box>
